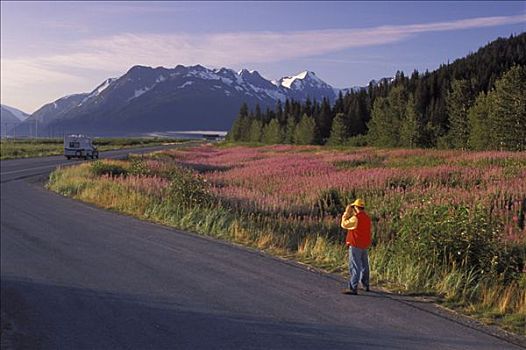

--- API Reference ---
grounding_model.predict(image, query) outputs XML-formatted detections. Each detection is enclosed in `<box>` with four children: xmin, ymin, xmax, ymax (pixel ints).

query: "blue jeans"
<box><xmin>349</xmin><ymin>246</ymin><xmax>369</xmax><ymax>290</ymax></box>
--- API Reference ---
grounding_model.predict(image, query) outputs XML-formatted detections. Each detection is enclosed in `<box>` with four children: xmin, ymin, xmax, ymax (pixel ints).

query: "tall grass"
<box><xmin>47</xmin><ymin>145</ymin><xmax>526</xmax><ymax>334</ymax></box>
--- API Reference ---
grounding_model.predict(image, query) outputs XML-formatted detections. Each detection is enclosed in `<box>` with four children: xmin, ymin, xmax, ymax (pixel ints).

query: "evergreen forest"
<box><xmin>228</xmin><ymin>33</ymin><xmax>526</xmax><ymax>151</ymax></box>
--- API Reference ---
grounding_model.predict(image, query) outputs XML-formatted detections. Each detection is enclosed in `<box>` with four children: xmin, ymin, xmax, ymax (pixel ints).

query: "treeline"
<box><xmin>228</xmin><ymin>34</ymin><xmax>526</xmax><ymax>150</ymax></box>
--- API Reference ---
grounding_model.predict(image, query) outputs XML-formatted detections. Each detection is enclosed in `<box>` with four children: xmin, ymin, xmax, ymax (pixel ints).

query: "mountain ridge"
<box><xmin>14</xmin><ymin>64</ymin><xmax>352</xmax><ymax>136</ymax></box>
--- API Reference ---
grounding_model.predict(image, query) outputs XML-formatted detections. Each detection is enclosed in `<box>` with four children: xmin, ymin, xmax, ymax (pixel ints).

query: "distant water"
<box><xmin>128</xmin><ymin>130</ymin><xmax>228</xmax><ymax>139</ymax></box>
<box><xmin>0</xmin><ymin>131</ymin><xmax>228</xmax><ymax>140</ymax></box>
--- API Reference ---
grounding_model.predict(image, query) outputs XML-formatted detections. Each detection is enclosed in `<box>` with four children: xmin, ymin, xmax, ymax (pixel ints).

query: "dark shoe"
<box><xmin>364</xmin><ymin>285</ymin><xmax>370</xmax><ymax>292</ymax></box>
<box><xmin>341</xmin><ymin>289</ymin><xmax>358</xmax><ymax>295</ymax></box>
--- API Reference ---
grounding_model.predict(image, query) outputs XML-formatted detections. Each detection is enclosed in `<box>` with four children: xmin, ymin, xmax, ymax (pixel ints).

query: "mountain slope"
<box><xmin>1</xmin><ymin>105</ymin><xmax>30</xmax><ymax>136</ymax></box>
<box><xmin>1</xmin><ymin>104</ymin><xmax>29</xmax><ymax>122</ymax></box>
<box><xmin>276</xmin><ymin>71</ymin><xmax>337</xmax><ymax>101</ymax></box>
<box><xmin>1</xmin><ymin>106</ymin><xmax>22</xmax><ymax>135</ymax></box>
<box><xmin>14</xmin><ymin>93</ymin><xmax>89</xmax><ymax>137</ymax></box>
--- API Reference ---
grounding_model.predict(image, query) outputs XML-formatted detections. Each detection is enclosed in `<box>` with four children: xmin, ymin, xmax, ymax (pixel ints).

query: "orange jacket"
<box><xmin>345</xmin><ymin>211</ymin><xmax>372</xmax><ymax>249</ymax></box>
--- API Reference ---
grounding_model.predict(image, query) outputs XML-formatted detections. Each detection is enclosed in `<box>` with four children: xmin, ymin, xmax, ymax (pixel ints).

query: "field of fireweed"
<box><xmin>47</xmin><ymin>144</ymin><xmax>526</xmax><ymax>333</ymax></box>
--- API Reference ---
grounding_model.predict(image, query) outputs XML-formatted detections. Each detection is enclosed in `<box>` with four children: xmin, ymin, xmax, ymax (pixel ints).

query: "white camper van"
<box><xmin>64</xmin><ymin>134</ymin><xmax>99</xmax><ymax>160</ymax></box>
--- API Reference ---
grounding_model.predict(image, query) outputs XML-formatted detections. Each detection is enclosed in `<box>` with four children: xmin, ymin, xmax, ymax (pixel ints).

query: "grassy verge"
<box><xmin>46</xmin><ymin>147</ymin><xmax>526</xmax><ymax>335</ymax></box>
<box><xmin>0</xmin><ymin>137</ymin><xmax>190</xmax><ymax>160</ymax></box>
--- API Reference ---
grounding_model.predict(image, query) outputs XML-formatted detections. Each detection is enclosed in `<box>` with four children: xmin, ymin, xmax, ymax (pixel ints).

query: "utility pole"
<box><xmin>35</xmin><ymin>119</ymin><xmax>38</xmax><ymax>139</ymax></box>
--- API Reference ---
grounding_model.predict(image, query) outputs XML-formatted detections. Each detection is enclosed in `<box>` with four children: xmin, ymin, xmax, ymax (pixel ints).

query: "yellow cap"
<box><xmin>350</xmin><ymin>198</ymin><xmax>365</xmax><ymax>208</ymax></box>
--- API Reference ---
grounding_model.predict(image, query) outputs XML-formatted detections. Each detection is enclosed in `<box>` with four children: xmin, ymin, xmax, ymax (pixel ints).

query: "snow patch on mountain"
<box><xmin>132</xmin><ymin>87</ymin><xmax>151</xmax><ymax>99</ymax></box>
<box><xmin>279</xmin><ymin>71</ymin><xmax>326</xmax><ymax>90</ymax></box>
<box><xmin>94</xmin><ymin>78</ymin><xmax>116</xmax><ymax>95</ymax></box>
<box><xmin>179</xmin><ymin>81</ymin><xmax>194</xmax><ymax>88</ymax></box>
<box><xmin>79</xmin><ymin>78</ymin><xmax>116</xmax><ymax>106</ymax></box>
<box><xmin>220</xmin><ymin>77</ymin><xmax>233</xmax><ymax>85</ymax></box>
<box><xmin>245</xmin><ymin>83</ymin><xmax>287</xmax><ymax>101</ymax></box>
<box><xmin>281</xmin><ymin>71</ymin><xmax>306</xmax><ymax>88</ymax></box>
<box><xmin>264</xmin><ymin>89</ymin><xmax>287</xmax><ymax>101</ymax></box>
<box><xmin>187</xmin><ymin>69</ymin><xmax>221</xmax><ymax>81</ymax></box>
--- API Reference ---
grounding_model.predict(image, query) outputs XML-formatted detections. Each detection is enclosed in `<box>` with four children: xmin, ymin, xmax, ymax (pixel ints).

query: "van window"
<box><xmin>69</xmin><ymin>142</ymin><xmax>80</xmax><ymax>148</ymax></box>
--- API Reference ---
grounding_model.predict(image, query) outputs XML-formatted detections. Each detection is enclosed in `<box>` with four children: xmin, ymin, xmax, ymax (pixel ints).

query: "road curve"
<box><xmin>1</xmin><ymin>147</ymin><xmax>524</xmax><ymax>349</ymax></box>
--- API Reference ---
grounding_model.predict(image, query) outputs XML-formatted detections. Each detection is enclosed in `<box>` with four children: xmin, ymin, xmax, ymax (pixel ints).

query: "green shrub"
<box><xmin>315</xmin><ymin>188</ymin><xmax>344</xmax><ymax>216</ymax></box>
<box><xmin>346</xmin><ymin>134</ymin><xmax>368</xmax><ymax>147</ymax></box>
<box><xmin>168</xmin><ymin>166</ymin><xmax>213</xmax><ymax>209</ymax></box>
<box><xmin>397</xmin><ymin>204</ymin><xmax>523</xmax><ymax>283</ymax></box>
<box><xmin>128</xmin><ymin>159</ymin><xmax>151</xmax><ymax>176</ymax></box>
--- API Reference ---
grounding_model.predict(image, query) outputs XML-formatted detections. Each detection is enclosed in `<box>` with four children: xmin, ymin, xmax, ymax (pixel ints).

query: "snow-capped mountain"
<box><xmin>14</xmin><ymin>64</ymin><xmax>352</xmax><ymax>136</ymax></box>
<box><xmin>275</xmin><ymin>71</ymin><xmax>337</xmax><ymax>101</ymax></box>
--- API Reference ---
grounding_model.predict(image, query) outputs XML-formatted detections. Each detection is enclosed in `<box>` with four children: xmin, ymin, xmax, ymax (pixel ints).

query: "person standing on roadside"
<box><xmin>341</xmin><ymin>198</ymin><xmax>372</xmax><ymax>295</ymax></box>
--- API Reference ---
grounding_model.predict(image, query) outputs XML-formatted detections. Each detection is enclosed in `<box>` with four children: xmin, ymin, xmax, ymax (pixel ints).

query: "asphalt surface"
<box><xmin>1</xmin><ymin>146</ymin><xmax>524</xmax><ymax>349</ymax></box>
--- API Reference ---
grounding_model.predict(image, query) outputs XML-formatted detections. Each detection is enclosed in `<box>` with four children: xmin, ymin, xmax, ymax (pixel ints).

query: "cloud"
<box><xmin>2</xmin><ymin>14</ymin><xmax>525</xmax><ymax>111</ymax></box>
<box><xmin>11</xmin><ymin>14</ymin><xmax>526</xmax><ymax>70</ymax></box>
<box><xmin>39</xmin><ymin>20</ymin><xmax>90</xmax><ymax>32</ymax></box>
<box><xmin>89</xmin><ymin>2</ymin><xmax>194</xmax><ymax>15</ymax></box>
<box><xmin>72</xmin><ymin>14</ymin><xmax>526</xmax><ymax>66</ymax></box>
<box><xmin>1</xmin><ymin>58</ymin><xmax>81</xmax><ymax>89</ymax></box>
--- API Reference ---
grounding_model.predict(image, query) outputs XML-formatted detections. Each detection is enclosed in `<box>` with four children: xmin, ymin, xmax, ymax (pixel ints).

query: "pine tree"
<box><xmin>248</xmin><ymin>119</ymin><xmax>263</xmax><ymax>143</ymax></box>
<box><xmin>333</xmin><ymin>91</ymin><xmax>345</xmax><ymax>115</ymax></box>
<box><xmin>367</xmin><ymin>85</ymin><xmax>407</xmax><ymax>147</ymax></box>
<box><xmin>400</xmin><ymin>94</ymin><xmax>419</xmax><ymax>148</ymax></box>
<box><xmin>446</xmin><ymin>79</ymin><xmax>474</xmax><ymax>149</ymax></box>
<box><xmin>302</xmin><ymin>98</ymin><xmax>313</xmax><ymax>118</ymax></box>
<box><xmin>227</xmin><ymin>118</ymin><xmax>241</xmax><ymax>142</ymax></box>
<box><xmin>255</xmin><ymin>104</ymin><xmax>262</xmax><ymax>120</ymax></box>
<box><xmin>316</xmin><ymin>97</ymin><xmax>333</xmax><ymax>143</ymax></box>
<box><xmin>388</xmin><ymin>84</ymin><xmax>408</xmax><ymax>127</ymax></box>
<box><xmin>490</xmin><ymin>65</ymin><xmax>526</xmax><ymax>151</ymax></box>
<box><xmin>284</xmin><ymin>99</ymin><xmax>291</xmax><ymax>120</ymax></box>
<box><xmin>347</xmin><ymin>98</ymin><xmax>363</xmax><ymax>136</ymax></box>
<box><xmin>327</xmin><ymin>113</ymin><xmax>348</xmax><ymax>146</ymax></box>
<box><xmin>275</xmin><ymin>100</ymin><xmax>285</xmax><ymax>125</ymax></box>
<box><xmin>262</xmin><ymin>119</ymin><xmax>282</xmax><ymax>144</ymax></box>
<box><xmin>367</xmin><ymin>97</ymin><xmax>392</xmax><ymax>147</ymax></box>
<box><xmin>227</xmin><ymin>103</ymin><xmax>252</xmax><ymax>142</ymax></box>
<box><xmin>467</xmin><ymin>91</ymin><xmax>493</xmax><ymax>150</ymax></box>
<box><xmin>284</xmin><ymin>115</ymin><xmax>296</xmax><ymax>144</ymax></box>
<box><xmin>294</xmin><ymin>114</ymin><xmax>316</xmax><ymax>145</ymax></box>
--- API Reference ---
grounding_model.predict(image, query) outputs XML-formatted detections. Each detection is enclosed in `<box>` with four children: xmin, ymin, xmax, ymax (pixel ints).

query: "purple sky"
<box><xmin>1</xmin><ymin>1</ymin><xmax>525</xmax><ymax>113</ymax></box>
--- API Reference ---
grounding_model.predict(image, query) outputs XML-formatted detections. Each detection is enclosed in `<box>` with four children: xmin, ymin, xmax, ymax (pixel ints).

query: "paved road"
<box><xmin>1</xmin><ymin>148</ymin><xmax>524</xmax><ymax>349</ymax></box>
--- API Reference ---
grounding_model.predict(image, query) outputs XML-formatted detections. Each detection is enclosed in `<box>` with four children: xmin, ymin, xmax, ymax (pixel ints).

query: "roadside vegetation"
<box><xmin>0</xmin><ymin>137</ymin><xmax>187</xmax><ymax>160</ymax></box>
<box><xmin>47</xmin><ymin>144</ymin><xmax>526</xmax><ymax>334</ymax></box>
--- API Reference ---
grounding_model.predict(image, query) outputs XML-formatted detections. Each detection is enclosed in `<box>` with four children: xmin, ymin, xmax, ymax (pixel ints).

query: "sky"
<box><xmin>1</xmin><ymin>1</ymin><xmax>525</xmax><ymax>114</ymax></box>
